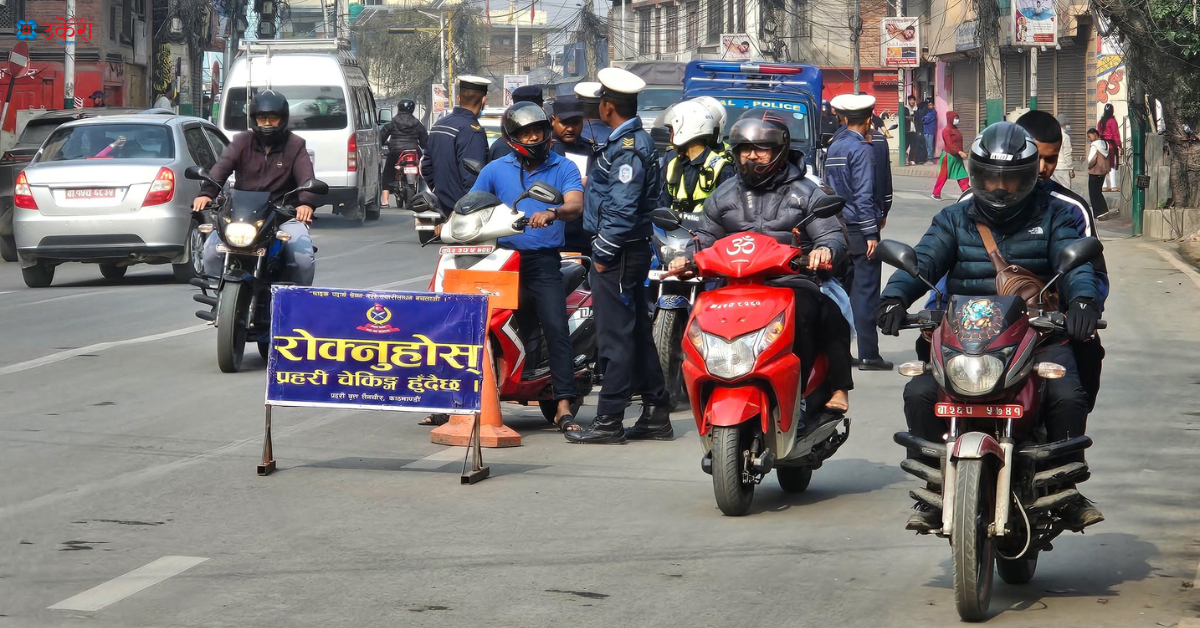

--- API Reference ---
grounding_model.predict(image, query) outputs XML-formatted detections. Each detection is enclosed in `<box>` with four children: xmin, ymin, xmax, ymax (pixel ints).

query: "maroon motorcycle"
<box><xmin>877</xmin><ymin>237</ymin><xmax>1105</xmax><ymax>622</ymax></box>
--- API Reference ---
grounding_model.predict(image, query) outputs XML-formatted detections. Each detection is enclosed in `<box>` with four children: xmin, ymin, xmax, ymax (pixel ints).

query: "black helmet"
<box><xmin>967</xmin><ymin>121</ymin><xmax>1040</xmax><ymax>227</ymax></box>
<box><xmin>398</xmin><ymin>99</ymin><xmax>416</xmax><ymax>114</ymax></box>
<box><xmin>728</xmin><ymin>109</ymin><xmax>791</xmax><ymax>188</ymax></box>
<box><xmin>249</xmin><ymin>89</ymin><xmax>290</xmax><ymax>146</ymax></box>
<box><xmin>501</xmin><ymin>101</ymin><xmax>552</xmax><ymax>164</ymax></box>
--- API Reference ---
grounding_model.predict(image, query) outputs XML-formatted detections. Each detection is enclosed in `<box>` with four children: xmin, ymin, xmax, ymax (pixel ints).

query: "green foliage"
<box><xmin>354</xmin><ymin>7</ymin><xmax>487</xmax><ymax>106</ymax></box>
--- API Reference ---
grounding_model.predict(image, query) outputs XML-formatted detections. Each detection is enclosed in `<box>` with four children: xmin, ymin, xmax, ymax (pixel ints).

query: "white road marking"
<box><xmin>1139</xmin><ymin>243</ymin><xmax>1200</xmax><ymax>291</ymax></box>
<box><xmin>401</xmin><ymin>447</ymin><xmax>465</xmax><ymax>470</ymax></box>
<box><xmin>0</xmin><ymin>274</ymin><xmax>429</xmax><ymax>378</ymax></box>
<box><xmin>893</xmin><ymin>191</ymin><xmax>936</xmax><ymax>201</ymax></box>
<box><xmin>48</xmin><ymin>555</ymin><xmax>209</xmax><ymax>612</ymax></box>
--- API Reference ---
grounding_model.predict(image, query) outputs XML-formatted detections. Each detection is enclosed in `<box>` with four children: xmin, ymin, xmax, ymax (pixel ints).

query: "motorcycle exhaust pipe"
<box><xmin>194</xmin><ymin>310</ymin><xmax>215</xmax><ymax>322</ymax></box>
<box><xmin>193</xmin><ymin>293</ymin><xmax>218</xmax><ymax>307</ymax></box>
<box><xmin>900</xmin><ymin>458</ymin><xmax>942</xmax><ymax>487</ymax></box>
<box><xmin>910</xmin><ymin>486</ymin><xmax>943</xmax><ymax>511</ymax></box>
<box><xmin>894</xmin><ymin>431</ymin><xmax>946</xmax><ymax>459</ymax></box>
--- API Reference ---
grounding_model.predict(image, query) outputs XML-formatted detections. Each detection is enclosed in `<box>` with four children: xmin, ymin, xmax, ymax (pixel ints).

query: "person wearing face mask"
<box><xmin>931</xmin><ymin>111</ymin><xmax>968</xmax><ymax>200</ymax></box>
<box><xmin>878</xmin><ymin>121</ymin><xmax>1104</xmax><ymax>534</ymax></box>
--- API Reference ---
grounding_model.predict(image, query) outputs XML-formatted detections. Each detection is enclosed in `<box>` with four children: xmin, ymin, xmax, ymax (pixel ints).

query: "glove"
<box><xmin>876</xmin><ymin>297</ymin><xmax>907</xmax><ymax>337</ymax></box>
<box><xmin>1064</xmin><ymin>298</ymin><xmax>1100</xmax><ymax>341</ymax></box>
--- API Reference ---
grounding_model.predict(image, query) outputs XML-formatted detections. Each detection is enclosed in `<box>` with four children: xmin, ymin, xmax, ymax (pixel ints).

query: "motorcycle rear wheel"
<box><xmin>216</xmin><ymin>282</ymin><xmax>249</xmax><ymax>373</ymax></box>
<box><xmin>776</xmin><ymin>466</ymin><xmax>812</xmax><ymax>493</ymax></box>
<box><xmin>951</xmin><ymin>458</ymin><xmax>996</xmax><ymax>622</ymax></box>
<box><xmin>712</xmin><ymin>426</ymin><xmax>755</xmax><ymax>516</ymax></box>
<box><xmin>996</xmin><ymin>552</ymin><xmax>1038</xmax><ymax>585</ymax></box>
<box><xmin>652</xmin><ymin>307</ymin><xmax>689</xmax><ymax>411</ymax></box>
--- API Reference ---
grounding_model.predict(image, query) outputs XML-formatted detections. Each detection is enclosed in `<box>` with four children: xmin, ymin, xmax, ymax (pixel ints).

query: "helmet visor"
<box><xmin>728</xmin><ymin>117</ymin><xmax>789</xmax><ymax>149</ymax></box>
<box><xmin>967</xmin><ymin>158</ymin><xmax>1039</xmax><ymax>210</ymax></box>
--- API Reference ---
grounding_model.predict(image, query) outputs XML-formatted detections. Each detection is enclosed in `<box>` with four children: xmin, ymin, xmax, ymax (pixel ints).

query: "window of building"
<box><xmin>121</xmin><ymin>0</ymin><xmax>133</xmax><ymax>45</ymax></box>
<box><xmin>706</xmin><ymin>0</ymin><xmax>721</xmax><ymax>43</ymax></box>
<box><xmin>794</xmin><ymin>0</ymin><xmax>812</xmax><ymax>38</ymax></box>
<box><xmin>666</xmin><ymin>5</ymin><xmax>678</xmax><ymax>53</ymax></box>
<box><xmin>0</xmin><ymin>0</ymin><xmax>24</xmax><ymax>35</ymax></box>
<box><xmin>685</xmin><ymin>3</ymin><xmax>698</xmax><ymax>47</ymax></box>
<box><xmin>639</xmin><ymin>9</ymin><xmax>650</xmax><ymax>55</ymax></box>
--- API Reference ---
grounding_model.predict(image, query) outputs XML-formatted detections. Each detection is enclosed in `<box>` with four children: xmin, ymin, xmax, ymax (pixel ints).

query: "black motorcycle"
<box><xmin>184</xmin><ymin>166</ymin><xmax>328</xmax><ymax>373</ymax></box>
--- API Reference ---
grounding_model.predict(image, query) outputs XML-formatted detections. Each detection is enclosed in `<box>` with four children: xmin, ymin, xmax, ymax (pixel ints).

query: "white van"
<box><xmin>219</xmin><ymin>39</ymin><xmax>382</xmax><ymax>222</ymax></box>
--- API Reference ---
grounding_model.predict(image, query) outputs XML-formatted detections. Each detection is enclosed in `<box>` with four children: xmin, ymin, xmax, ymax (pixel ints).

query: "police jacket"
<box><xmin>825</xmin><ymin>128</ymin><xmax>882</xmax><ymax>238</ymax></box>
<box><xmin>694</xmin><ymin>163</ymin><xmax>847</xmax><ymax>263</ymax></box>
<box><xmin>202</xmin><ymin>130</ymin><xmax>319</xmax><ymax>208</ymax></box>
<box><xmin>881</xmin><ymin>187</ymin><xmax>1101</xmax><ymax>310</ymax></box>
<box><xmin>871</xmin><ymin>129</ymin><xmax>893</xmax><ymax>216</ymax></box>
<box><xmin>659</xmin><ymin>147</ymin><xmax>734</xmax><ymax>212</ymax></box>
<box><xmin>422</xmin><ymin>107</ymin><xmax>488</xmax><ymax>211</ymax></box>
<box><xmin>583</xmin><ymin>118</ymin><xmax>662</xmax><ymax>265</ymax></box>
<box><xmin>382</xmin><ymin>112</ymin><xmax>427</xmax><ymax>153</ymax></box>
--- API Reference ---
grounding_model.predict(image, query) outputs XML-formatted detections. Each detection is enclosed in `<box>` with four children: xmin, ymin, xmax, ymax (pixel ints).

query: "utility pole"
<box><xmin>64</xmin><ymin>0</ymin><xmax>76</xmax><ymax>108</ymax></box>
<box><xmin>1029</xmin><ymin>46</ymin><xmax>1037</xmax><ymax>109</ymax></box>
<box><xmin>1131</xmin><ymin>81</ymin><xmax>1146</xmax><ymax>235</ymax></box>
<box><xmin>897</xmin><ymin>0</ymin><xmax>907</xmax><ymax>167</ymax></box>
<box><xmin>320</xmin><ymin>0</ymin><xmax>331</xmax><ymax>36</ymax></box>
<box><xmin>440</xmin><ymin>11</ymin><xmax>447</xmax><ymax>89</ymax></box>
<box><xmin>982</xmin><ymin>0</ymin><xmax>1003</xmax><ymax>125</ymax></box>
<box><xmin>851</xmin><ymin>0</ymin><xmax>862</xmax><ymax>92</ymax></box>
<box><xmin>514</xmin><ymin>5</ymin><xmax>520</xmax><ymax>75</ymax></box>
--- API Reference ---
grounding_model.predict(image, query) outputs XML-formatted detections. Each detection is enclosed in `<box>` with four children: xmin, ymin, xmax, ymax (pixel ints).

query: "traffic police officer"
<box><xmin>574</xmin><ymin>81</ymin><xmax>613</xmax><ymax>146</ymax></box>
<box><xmin>422</xmin><ymin>75</ymin><xmax>491</xmax><ymax>213</ymax></box>
<box><xmin>870</xmin><ymin>114</ymin><xmax>894</xmax><ymax>227</ymax></box>
<box><xmin>825</xmin><ymin>93</ymin><xmax>892</xmax><ymax>371</ymax></box>
<box><xmin>659</xmin><ymin>100</ymin><xmax>734</xmax><ymax>212</ymax></box>
<box><xmin>567</xmin><ymin>67</ymin><xmax>671</xmax><ymax>444</ymax></box>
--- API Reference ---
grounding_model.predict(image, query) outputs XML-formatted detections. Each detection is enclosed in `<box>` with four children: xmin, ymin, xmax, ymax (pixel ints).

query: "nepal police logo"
<box><xmin>356</xmin><ymin>303</ymin><xmax>401</xmax><ymax>334</ymax></box>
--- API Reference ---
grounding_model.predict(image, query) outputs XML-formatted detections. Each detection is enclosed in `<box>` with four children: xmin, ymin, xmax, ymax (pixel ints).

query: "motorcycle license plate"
<box><xmin>439</xmin><ymin>245</ymin><xmax>495</xmax><ymax>255</ymax></box>
<box><xmin>66</xmin><ymin>188</ymin><xmax>116</xmax><ymax>199</ymax></box>
<box><xmin>935</xmin><ymin>403</ymin><xmax>1024</xmax><ymax>418</ymax></box>
<box><xmin>403</xmin><ymin>166</ymin><xmax>418</xmax><ymax>174</ymax></box>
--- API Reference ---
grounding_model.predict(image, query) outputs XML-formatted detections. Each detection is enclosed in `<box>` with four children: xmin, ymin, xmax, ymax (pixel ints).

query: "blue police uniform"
<box><xmin>871</xmin><ymin>128</ymin><xmax>893</xmax><ymax>218</ymax></box>
<box><xmin>422</xmin><ymin>106</ymin><xmax>489</xmax><ymax>212</ymax></box>
<box><xmin>582</xmin><ymin>115</ymin><xmax>668</xmax><ymax>418</ymax></box>
<box><xmin>825</xmin><ymin>125</ymin><xmax>886</xmax><ymax>364</ymax></box>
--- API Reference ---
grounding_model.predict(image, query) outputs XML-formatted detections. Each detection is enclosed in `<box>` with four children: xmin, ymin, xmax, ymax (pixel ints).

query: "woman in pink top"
<box><xmin>1098</xmin><ymin>104</ymin><xmax>1121</xmax><ymax>191</ymax></box>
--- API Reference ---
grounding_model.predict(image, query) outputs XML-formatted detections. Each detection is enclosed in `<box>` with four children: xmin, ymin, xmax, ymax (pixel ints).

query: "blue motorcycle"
<box><xmin>649</xmin><ymin>210</ymin><xmax>706</xmax><ymax>410</ymax></box>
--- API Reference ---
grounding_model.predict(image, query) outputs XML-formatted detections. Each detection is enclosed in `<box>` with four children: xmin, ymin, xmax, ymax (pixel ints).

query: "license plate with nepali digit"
<box><xmin>65</xmin><ymin>188</ymin><xmax>116</xmax><ymax>199</ymax></box>
<box><xmin>403</xmin><ymin>166</ymin><xmax>418</xmax><ymax>174</ymax></box>
<box><xmin>935</xmin><ymin>403</ymin><xmax>1024</xmax><ymax>418</ymax></box>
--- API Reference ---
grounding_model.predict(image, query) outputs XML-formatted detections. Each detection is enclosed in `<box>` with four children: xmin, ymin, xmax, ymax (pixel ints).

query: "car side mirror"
<box><xmin>809</xmin><ymin>194</ymin><xmax>845</xmax><ymax>219</ymax></box>
<box><xmin>877</xmin><ymin>239</ymin><xmax>921</xmax><ymax>278</ymax></box>
<box><xmin>651</xmin><ymin>207</ymin><xmax>683</xmax><ymax>231</ymax></box>
<box><xmin>463</xmin><ymin>159</ymin><xmax>484</xmax><ymax>176</ymax></box>
<box><xmin>295</xmin><ymin>178</ymin><xmax>330</xmax><ymax>196</ymax></box>
<box><xmin>1055</xmin><ymin>237</ymin><xmax>1103</xmax><ymax>275</ymax></box>
<box><xmin>526</xmin><ymin>181</ymin><xmax>564</xmax><ymax>205</ymax></box>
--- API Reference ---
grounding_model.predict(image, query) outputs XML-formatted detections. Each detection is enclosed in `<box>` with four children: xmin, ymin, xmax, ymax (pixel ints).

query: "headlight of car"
<box><xmin>224</xmin><ymin>222</ymin><xmax>258</xmax><ymax>248</ymax></box>
<box><xmin>448</xmin><ymin>208</ymin><xmax>492</xmax><ymax>242</ymax></box>
<box><xmin>946</xmin><ymin>354</ymin><xmax>1005</xmax><ymax>396</ymax></box>
<box><xmin>690</xmin><ymin>312</ymin><xmax>787</xmax><ymax>380</ymax></box>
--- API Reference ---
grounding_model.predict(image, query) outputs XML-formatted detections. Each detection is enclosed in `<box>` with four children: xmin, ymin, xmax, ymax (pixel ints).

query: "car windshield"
<box><xmin>36</xmin><ymin>124</ymin><xmax>174</xmax><ymax>162</ymax></box>
<box><xmin>224</xmin><ymin>86</ymin><xmax>349</xmax><ymax>131</ymax></box>
<box><xmin>640</xmin><ymin>88</ymin><xmax>682</xmax><ymax>112</ymax></box>
<box><xmin>715</xmin><ymin>97</ymin><xmax>812</xmax><ymax>145</ymax></box>
<box><xmin>19</xmin><ymin>120</ymin><xmax>68</xmax><ymax>147</ymax></box>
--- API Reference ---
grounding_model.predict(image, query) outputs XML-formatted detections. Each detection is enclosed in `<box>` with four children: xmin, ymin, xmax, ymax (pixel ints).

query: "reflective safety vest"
<box><xmin>665</xmin><ymin>151</ymin><xmax>729</xmax><ymax>212</ymax></box>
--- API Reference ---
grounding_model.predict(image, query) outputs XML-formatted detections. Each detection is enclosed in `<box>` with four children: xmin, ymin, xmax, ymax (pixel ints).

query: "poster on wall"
<box><xmin>1012</xmin><ymin>0</ymin><xmax>1057</xmax><ymax>46</ymax></box>
<box><xmin>721</xmin><ymin>34</ymin><xmax>753</xmax><ymax>61</ymax></box>
<box><xmin>503</xmin><ymin>75</ymin><xmax>529</xmax><ymax>107</ymax></box>
<box><xmin>431</xmin><ymin>84</ymin><xmax>450</xmax><ymax>122</ymax></box>
<box><xmin>880</xmin><ymin>18</ymin><xmax>920</xmax><ymax>67</ymax></box>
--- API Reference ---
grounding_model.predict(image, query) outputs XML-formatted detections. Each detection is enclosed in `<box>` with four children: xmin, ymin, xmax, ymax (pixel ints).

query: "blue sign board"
<box><xmin>266</xmin><ymin>287</ymin><xmax>489</xmax><ymax>414</ymax></box>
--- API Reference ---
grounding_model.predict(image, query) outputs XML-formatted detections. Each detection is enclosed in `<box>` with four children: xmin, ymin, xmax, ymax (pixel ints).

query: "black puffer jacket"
<box><xmin>881</xmin><ymin>187</ymin><xmax>1101</xmax><ymax>308</ymax></box>
<box><xmin>695</xmin><ymin>163</ymin><xmax>847</xmax><ymax>261</ymax></box>
<box><xmin>382</xmin><ymin>112</ymin><xmax>428</xmax><ymax>153</ymax></box>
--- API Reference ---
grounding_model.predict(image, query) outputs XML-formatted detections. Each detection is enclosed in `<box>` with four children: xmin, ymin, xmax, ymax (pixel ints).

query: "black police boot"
<box><xmin>906</xmin><ymin>502</ymin><xmax>942</xmax><ymax>533</ymax></box>
<box><xmin>625</xmin><ymin>404</ymin><xmax>674</xmax><ymax>441</ymax></box>
<box><xmin>565</xmin><ymin>414</ymin><xmax>627</xmax><ymax>444</ymax></box>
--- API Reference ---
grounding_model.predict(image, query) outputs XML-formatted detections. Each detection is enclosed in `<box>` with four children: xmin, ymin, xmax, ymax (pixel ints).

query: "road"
<box><xmin>1</xmin><ymin>177</ymin><xmax>1199</xmax><ymax>627</ymax></box>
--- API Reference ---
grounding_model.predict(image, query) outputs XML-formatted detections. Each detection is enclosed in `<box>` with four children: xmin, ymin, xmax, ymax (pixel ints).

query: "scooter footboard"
<box><xmin>700</xmin><ymin>385</ymin><xmax>769</xmax><ymax>436</ymax></box>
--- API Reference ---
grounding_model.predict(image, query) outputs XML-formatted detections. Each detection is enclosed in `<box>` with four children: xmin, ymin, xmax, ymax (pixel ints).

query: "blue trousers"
<box><xmin>843</xmin><ymin>231</ymin><xmax>882</xmax><ymax>360</ymax></box>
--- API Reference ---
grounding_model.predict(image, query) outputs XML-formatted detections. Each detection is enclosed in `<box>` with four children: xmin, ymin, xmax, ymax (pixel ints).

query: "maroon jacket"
<box><xmin>941</xmin><ymin>110</ymin><xmax>964</xmax><ymax>155</ymax></box>
<box><xmin>202</xmin><ymin>130</ymin><xmax>319</xmax><ymax>207</ymax></box>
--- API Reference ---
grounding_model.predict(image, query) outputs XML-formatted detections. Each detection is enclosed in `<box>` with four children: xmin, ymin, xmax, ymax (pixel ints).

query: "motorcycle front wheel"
<box><xmin>951</xmin><ymin>458</ymin><xmax>996</xmax><ymax>622</ymax></box>
<box><xmin>652</xmin><ymin>307</ymin><xmax>689</xmax><ymax>411</ymax></box>
<box><xmin>216</xmin><ymin>282</ymin><xmax>250</xmax><ymax>373</ymax></box>
<box><xmin>712</xmin><ymin>426</ymin><xmax>755</xmax><ymax>516</ymax></box>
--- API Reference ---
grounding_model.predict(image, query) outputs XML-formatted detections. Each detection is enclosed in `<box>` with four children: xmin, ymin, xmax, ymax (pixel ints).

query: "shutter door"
<box><xmin>952</xmin><ymin>61</ymin><xmax>979</xmax><ymax>140</ymax></box>
<box><xmin>1004</xmin><ymin>53</ymin><xmax>1027</xmax><ymax>114</ymax></box>
<box><xmin>1056</xmin><ymin>44</ymin><xmax>1087</xmax><ymax>156</ymax></box>
<box><xmin>978</xmin><ymin>61</ymin><xmax>987</xmax><ymax>136</ymax></box>
<box><xmin>1035</xmin><ymin>49</ymin><xmax>1055</xmax><ymax>114</ymax></box>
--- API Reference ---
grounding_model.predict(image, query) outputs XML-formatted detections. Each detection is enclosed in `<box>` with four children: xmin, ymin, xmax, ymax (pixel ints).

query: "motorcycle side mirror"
<box><xmin>651</xmin><ymin>207</ymin><xmax>684</xmax><ymax>231</ymax></box>
<box><xmin>809</xmin><ymin>194</ymin><xmax>845</xmax><ymax>219</ymax></box>
<box><xmin>463</xmin><ymin>159</ymin><xmax>485</xmax><ymax>176</ymax></box>
<box><xmin>184</xmin><ymin>165</ymin><xmax>221</xmax><ymax>189</ymax></box>
<box><xmin>877</xmin><ymin>240</ymin><xmax>921</xmax><ymax>277</ymax></box>
<box><xmin>526</xmin><ymin>181</ymin><xmax>564</xmax><ymax>205</ymax></box>
<box><xmin>1055</xmin><ymin>237</ymin><xmax>1103</xmax><ymax>275</ymax></box>
<box><xmin>293</xmin><ymin>178</ymin><xmax>330</xmax><ymax>196</ymax></box>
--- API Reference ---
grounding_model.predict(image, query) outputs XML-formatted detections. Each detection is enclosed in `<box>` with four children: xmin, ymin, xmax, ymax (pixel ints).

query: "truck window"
<box><xmin>225</xmin><ymin>86</ymin><xmax>349</xmax><ymax>132</ymax></box>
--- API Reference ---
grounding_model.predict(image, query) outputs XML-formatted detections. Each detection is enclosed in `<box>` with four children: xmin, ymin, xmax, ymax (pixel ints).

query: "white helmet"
<box><xmin>667</xmin><ymin>100</ymin><xmax>715</xmax><ymax>147</ymax></box>
<box><xmin>690</xmin><ymin>96</ymin><xmax>728</xmax><ymax>135</ymax></box>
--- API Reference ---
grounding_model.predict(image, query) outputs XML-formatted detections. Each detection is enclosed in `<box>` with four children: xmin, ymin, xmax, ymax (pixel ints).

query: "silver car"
<box><xmin>13</xmin><ymin>114</ymin><xmax>231</xmax><ymax>288</ymax></box>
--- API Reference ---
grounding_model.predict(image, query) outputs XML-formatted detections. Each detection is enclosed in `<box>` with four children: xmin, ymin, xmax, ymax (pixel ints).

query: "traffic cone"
<box><xmin>431</xmin><ymin>345</ymin><xmax>521</xmax><ymax>448</ymax></box>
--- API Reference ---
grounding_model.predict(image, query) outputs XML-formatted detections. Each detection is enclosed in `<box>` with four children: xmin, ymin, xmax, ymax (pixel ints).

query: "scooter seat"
<box><xmin>560</xmin><ymin>261</ymin><xmax>587</xmax><ymax>293</ymax></box>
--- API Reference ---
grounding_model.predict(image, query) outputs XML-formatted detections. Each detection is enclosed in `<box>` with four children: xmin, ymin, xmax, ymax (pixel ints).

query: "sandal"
<box><xmin>555</xmin><ymin>414</ymin><xmax>584</xmax><ymax>433</ymax></box>
<box><xmin>419</xmin><ymin>413</ymin><xmax>449</xmax><ymax>426</ymax></box>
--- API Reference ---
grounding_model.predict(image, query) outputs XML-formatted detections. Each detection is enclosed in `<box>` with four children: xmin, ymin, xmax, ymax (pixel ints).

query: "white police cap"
<box><xmin>458</xmin><ymin>75</ymin><xmax>492</xmax><ymax>93</ymax></box>
<box><xmin>597</xmin><ymin>67</ymin><xmax>646</xmax><ymax>102</ymax></box>
<box><xmin>574</xmin><ymin>81</ymin><xmax>602</xmax><ymax>100</ymax></box>
<box><xmin>830</xmin><ymin>93</ymin><xmax>876</xmax><ymax>114</ymax></box>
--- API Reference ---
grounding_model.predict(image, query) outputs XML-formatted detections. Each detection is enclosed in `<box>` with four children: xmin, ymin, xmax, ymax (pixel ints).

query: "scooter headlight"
<box><xmin>224</xmin><ymin>222</ymin><xmax>258</xmax><ymax>248</ymax></box>
<box><xmin>946</xmin><ymin>354</ymin><xmax>1005</xmax><ymax>396</ymax></box>
<box><xmin>695</xmin><ymin>313</ymin><xmax>786</xmax><ymax>380</ymax></box>
<box><xmin>447</xmin><ymin>208</ymin><xmax>492</xmax><ymax>242</ymax></box>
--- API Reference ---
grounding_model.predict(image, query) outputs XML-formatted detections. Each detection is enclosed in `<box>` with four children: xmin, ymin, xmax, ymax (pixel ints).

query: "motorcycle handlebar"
<box><xmin>1047</xmin><ymin>311</ymin><xmax>1108</xmax><ymax>330</ymax></box>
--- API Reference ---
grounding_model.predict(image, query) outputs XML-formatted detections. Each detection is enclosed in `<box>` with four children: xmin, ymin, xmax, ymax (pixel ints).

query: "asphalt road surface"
<box><xmin>2</xmin><ymin>179</ymin><xmax>1199</xmax><ymax>627</ymax></box>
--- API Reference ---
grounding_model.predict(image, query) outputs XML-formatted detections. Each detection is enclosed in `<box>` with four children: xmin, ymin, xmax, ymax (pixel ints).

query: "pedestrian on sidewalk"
<box><xmin>1087</xmin><ymin>127</ymin><xmax>1112</xmax><ymax>219</ymax></box>
<box><xmin>1098</xmin><ymin>104</ymin><xmax>1122</xmax><ymax>191</ymax></box>
<box><xmin>931</xmin><ymin>110</ymin><xmax>968</xmax><ymax>200</ymax></box>
<box><xmin>906</xmin><ymin>95</ymin><xmax>927</xmax><ymax>164</ymax></box>
<box><xmin>921</xmin><ymin>98</ymin><xmax>938</xmax><ymax>159</ymax></box>
<box><xmin>1051</xmin><ymin>115</ymin><xmax>1075</xmax><ymax>190</ymax></box>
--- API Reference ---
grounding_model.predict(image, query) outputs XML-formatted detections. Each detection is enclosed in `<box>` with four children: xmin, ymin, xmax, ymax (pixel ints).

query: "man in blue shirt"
<box><xmin>470</xmin><ymin>102</ymin><xmax>585</xmax><ymax>430</ymax></box>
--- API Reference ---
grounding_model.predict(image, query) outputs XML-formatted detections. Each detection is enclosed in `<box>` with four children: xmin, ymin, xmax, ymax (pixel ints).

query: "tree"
<box><xmin>1092</xmin><ymin>0</ymin><xmax>1200</xmax><ymax>207</ymax></box>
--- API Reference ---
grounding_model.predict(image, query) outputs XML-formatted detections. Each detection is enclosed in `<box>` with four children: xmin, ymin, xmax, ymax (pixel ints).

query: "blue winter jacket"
<box><xmin>824</xmin><ymin>128</ymin><xmax>881</xmax><ymax>238</ymax></box>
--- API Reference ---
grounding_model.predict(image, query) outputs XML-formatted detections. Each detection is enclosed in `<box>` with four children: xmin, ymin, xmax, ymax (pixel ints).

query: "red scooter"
<box><xmin>652</xmin><ymin>202</ymin><xmax>850</xmax><ymax>517</ymax></box>
<box><xmin>876</xmin><ymin>237</ymin><xmax>1105</xmax><ymax>621</ymax></box>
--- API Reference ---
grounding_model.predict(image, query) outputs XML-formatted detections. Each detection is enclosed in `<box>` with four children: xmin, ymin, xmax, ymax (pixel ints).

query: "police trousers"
<box><xmin>202</xmin><ymin>220</ymin><xmax>315</xmax><ymax>286</ymax></box>
<box><xmin>590</xmin><ymin>240</ymin><xmax>667</xmax><ymax>416</ymax></box>
<box><xmin>843</xmin><ymin>231</ymin><xmax>883</xmax><ymax>360</ymax></box>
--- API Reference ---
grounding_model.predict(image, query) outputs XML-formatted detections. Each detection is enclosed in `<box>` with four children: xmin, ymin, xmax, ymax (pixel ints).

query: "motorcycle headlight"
<box><xmin>695</xmin><ymin>313</ymin><xmax>787</xmax><ymax>380</ymax></box>
<box><xmin>946</xmin><ymin>354</ymin><xmax>1005</xmax><ymax>396</ymax></box>
<box><xmin>658</xmin><ymin>243</ymin><xmax>688</xmax><ymax>267</ymax></box>
<box><xmin>224</xmin><ymin>222</ymin><xmax>258</xmax><ymax>248</ymax></box>
<box><xmin>448</xmin><ymin>208</ymin><xmax>492</xmax><ymax>242</ymax></box>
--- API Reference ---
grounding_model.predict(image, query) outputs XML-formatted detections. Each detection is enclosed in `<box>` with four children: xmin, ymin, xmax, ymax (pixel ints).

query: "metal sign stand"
<box><xmin>258</xmin><ymin>404</ymin><xmax>276</xmax><ymax>476</ymax></box>
<box><xmin>461</xmin><ymin>411</ymin><xmax>490</xmax><ymax>484</ymax></box>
